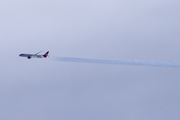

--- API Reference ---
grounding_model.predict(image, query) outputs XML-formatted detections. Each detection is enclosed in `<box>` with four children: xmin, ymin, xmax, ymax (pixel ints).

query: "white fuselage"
<box><xmin>19</xmin><ymin>54</ymin><xmax>44</xmax><ymax>58</ymax></box>
<box><xmin>19</xmin><ymin>51</ymin><xmax>49</xmax><ymax>59</ymax></box>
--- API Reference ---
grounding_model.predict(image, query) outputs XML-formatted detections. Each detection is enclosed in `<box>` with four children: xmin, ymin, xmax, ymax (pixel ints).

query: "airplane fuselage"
<box><xmin>19</xmin><ymin>51</ymin><xmax>49</xmax><ymax>59</ymax></box>
<box><xmin>19</xmin><ymin>54</ymin><xmax>44</xmax><ymax>58</ymax></box>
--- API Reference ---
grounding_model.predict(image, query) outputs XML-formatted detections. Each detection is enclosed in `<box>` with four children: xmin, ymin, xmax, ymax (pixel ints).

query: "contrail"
<box><xmin>54</xmin><ymin>57</ymin><xmax>180</xmax><ymax>67</ymax></box>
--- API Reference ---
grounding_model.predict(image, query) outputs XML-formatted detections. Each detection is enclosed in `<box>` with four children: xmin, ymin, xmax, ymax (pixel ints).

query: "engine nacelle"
<box><xmin>27</xmin><ymin>56</ymin><xmax>31</xmax><ymax>59</ymax></box>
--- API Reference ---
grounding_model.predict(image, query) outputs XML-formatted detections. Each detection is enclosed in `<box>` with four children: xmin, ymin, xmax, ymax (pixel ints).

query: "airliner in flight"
<box><xmin>19</xmin><ymin>51</ymin><xmax>49</xmax><ymax>59</ymax></box>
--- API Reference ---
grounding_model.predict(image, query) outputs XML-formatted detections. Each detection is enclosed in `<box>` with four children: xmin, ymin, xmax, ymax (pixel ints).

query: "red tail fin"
<box><xmin>43</xmin><ymin>51</ymin><xmax>49</xmax><ymax>58</ymax></box>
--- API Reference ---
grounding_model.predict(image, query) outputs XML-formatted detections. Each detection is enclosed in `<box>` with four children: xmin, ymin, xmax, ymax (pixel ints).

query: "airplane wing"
<box><xmin>35</xmin><ymin>51</ymin><xmax>43</xmax><ymax>55</ymax></box>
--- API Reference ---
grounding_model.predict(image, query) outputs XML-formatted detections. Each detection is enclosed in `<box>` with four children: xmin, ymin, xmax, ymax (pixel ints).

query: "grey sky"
<box><xmin>1</xmin><ymin>0</ymin><xmax>180</xmax><ymax>120</ymax></box>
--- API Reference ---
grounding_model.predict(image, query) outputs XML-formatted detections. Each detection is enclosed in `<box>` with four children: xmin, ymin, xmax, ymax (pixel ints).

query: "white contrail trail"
<box><xmin>54</xmin><ymin>57</ymin><xmax>180</xmax><ymax>67</ymax></box>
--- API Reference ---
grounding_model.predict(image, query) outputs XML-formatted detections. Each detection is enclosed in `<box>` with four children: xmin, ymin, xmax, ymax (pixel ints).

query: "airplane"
<box><xmin>19</xmin><ymin>51</ymin><xmax>49</xmax><ymax>59</ymax></box>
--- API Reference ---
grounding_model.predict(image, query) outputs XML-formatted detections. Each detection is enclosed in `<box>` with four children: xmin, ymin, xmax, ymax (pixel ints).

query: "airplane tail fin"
<box><xmin>43</xmin><ymin>51</ymin><xmax>49</xmax><ymax>58</ymax></box>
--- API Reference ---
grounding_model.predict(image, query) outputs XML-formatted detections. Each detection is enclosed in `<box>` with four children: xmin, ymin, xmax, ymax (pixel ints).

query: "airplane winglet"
<box><xmin>35</xmin><ymin>51</ymin><xmax>43</xmax><ymax>55</ymax></box>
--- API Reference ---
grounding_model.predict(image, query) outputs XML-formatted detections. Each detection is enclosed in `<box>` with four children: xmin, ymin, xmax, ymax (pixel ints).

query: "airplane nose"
<box><xmin>19</xmin><ymin>54</ymin><xmax>22</xmax><ymax>56</ymax></box>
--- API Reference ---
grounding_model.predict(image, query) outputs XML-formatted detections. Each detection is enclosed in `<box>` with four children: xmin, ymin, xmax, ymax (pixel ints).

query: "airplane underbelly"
<box><xmin>36</xmin><ymin>55</ymin><xmax>43</xmax><ymax>58</ymax></box>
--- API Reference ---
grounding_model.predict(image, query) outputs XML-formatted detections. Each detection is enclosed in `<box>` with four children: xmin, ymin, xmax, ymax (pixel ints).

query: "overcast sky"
<box><xmin>1</xmin><ymin>0</ymin><xmax>180</xmax><ymax>120</ymax></box>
